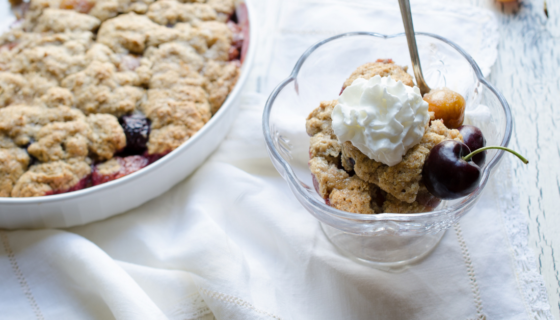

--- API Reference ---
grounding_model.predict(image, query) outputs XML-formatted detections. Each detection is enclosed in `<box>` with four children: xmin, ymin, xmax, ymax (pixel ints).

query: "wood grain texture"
<box><xmin>447</xmin><ymin>0</ymin><xmax>560</xmax><ymax>318</ymax></box>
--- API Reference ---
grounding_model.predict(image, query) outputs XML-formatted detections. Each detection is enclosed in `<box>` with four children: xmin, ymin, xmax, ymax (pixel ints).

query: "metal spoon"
<box><xmin>398</xmin><ymin>0</ymin><xmax>431</xmax><ymax>96</ymax></box>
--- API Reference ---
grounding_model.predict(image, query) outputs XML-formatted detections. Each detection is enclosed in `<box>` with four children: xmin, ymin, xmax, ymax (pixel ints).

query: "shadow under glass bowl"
<box><xmin>262</xmin><ymin>32</ymin><xmax>512</xmax><ymax>269</ymax></box>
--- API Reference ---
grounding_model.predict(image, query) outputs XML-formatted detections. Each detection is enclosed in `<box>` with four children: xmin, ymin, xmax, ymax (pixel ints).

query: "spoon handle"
<box><xmin>398</xmin><ymin>0</ymin><xmax>431</xmax><ymax>96</ymax></box>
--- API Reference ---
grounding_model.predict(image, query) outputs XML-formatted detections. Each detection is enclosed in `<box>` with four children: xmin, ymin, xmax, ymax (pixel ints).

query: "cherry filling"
<box><xmin>0</xmin><ymin>42</ymin><xmax>18</xmax><ymax>53</ymax></box>
<box><xmin>370</xmin><ymin>189</ymin><xmax>386</xmax><ymax>210</ymax></box>
<box><xmin>119</xmin><ymin>114</ymin><xmax>150</xmax><ymax>155</ymax></box>
<box><xmin>310</xmin><ymin>174</ymin><xmax>330</xmax><ymax>206</ymax></box>
<box><xmin>227</xmin><ymin>21</ymin><xmax>243</xmax><ymax>61</ymax></box>
<box><xmin>415</xmin><ymin>189</ymin><xmax>442</xmax><ymax>209</ymax></box>
<box><xmin>143</xmin><ymin>151</ymin><xmax>170</xmax><ymax>164</ymax></box>
<box><xmin>59</xmin><ymin>0</ymin><xmax>95</xmax><ymax>13</ymax></box>
<box><xmin>375</xmin><ymin>58</ymin><xmax>394</xmax><ymax>64</ymax></box>
<box><xmin>45</xmin><ymin>175</ymin><xmax>92</xmax><ymax>196</ymax></box>
<box><xmin>227</xmin><ymin>3</ymin><xmax>249</xmax><ymax>63</ymax></box>
<box><xmin>312</xmin><ymin>174</ymin><xmax>320</xmax><ymax>194</ymax></box>
<box><xmin>92</xmin><ymin>155</ymin><xmax>149</xmax><ymax>186</ymax></box>
<box><xmin>118</xmin><ymin>55</ymin><xmax>142</xmax><ymax>72</ymax></box>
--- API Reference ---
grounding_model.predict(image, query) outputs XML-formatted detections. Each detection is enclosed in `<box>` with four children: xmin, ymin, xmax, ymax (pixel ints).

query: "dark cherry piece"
<box><xmin>422</xmin><ymin>140</ymin><xmax>481</xmax><ymax>200</ymax></box>
<box><xmin>229</xmin><ymin>9</ymin><xmax>239</xmax><ymax>23</ymax></box>
<box><xmin>458</xmin><ymin>125</ymin><xmax>486</xmax><ymax>167</ymax></box>
<box><xmin>370</xmin><ymin>189</ymin><xmax>386</xmax><ymax>209</ymax></box>
<box><xmin>119</xmin><ymin>114</ymin><xmax>150</xmax><ymax>155</ymax></box>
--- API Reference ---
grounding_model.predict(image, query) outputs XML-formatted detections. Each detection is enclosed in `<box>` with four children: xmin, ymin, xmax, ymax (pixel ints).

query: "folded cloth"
<box><xmin>0</xmin><ymin>0</ymin><xmax>552</xmax><ymax>319</ymax></box>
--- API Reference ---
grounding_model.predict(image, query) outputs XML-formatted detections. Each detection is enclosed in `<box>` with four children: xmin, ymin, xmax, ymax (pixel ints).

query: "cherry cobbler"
<box><xmin>306</xmin><ymin>60</ymin><xmax>464</xmax><ymax>214</ymax></box>
<box><xmin>0</xmin><ymin>0</ymin><xmax>248</xmax><ymax>197</ymax></box>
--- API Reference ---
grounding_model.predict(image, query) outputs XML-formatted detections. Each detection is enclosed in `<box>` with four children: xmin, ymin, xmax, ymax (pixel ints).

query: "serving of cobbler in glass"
<box><xmin>0</xmin><ymin>0</ymin><xmax>249</xmax><ymax>197</ymax></box>
<box><xmin>264</xmin><ymin>32</ymin><xmax>515</xmax><ymax>266</ymax></box>
<box><xmin>306</xmin><ymin>59</ymin><xmax>525</xmax><ymax>217</ymax></box>
<box><xmin>307</xmin><ymin>60</ymin><xmax>463</xmax><ymax>214</ymax></box>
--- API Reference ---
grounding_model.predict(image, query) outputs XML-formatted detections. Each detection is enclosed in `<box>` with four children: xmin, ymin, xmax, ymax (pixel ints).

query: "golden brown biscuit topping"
<box><xmin>307</xmin><ymin>61</ymin><xmax>463</xmax><ymax>214</ymax></box>
<box><xmin>0</xmin><ymin>0</ymin><xmax>244</xmax><ymax>197</ymax></box>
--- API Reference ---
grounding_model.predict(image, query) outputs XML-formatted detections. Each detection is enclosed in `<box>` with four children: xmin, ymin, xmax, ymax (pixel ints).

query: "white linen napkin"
<box><xmin>0</xmin><ymin>0</ymin><xmax>553</xmax><ymax>319</ymax></box>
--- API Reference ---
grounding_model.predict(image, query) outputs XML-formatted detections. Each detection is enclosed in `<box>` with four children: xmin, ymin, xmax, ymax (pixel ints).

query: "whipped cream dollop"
<box><xmin>332</xmin><ymin>75</ymin><xmax>430</xmax><ymax>166</ymax></box>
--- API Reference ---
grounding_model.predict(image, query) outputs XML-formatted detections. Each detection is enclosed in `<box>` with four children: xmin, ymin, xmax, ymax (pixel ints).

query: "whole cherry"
<box><xmin>422</xmin><ymin>141</ymin><xmax>479</xmax><ymax>199</ymax></box>
<box><xmin>422</xmin><ymin>140</ymin><xmax>528</xmax><ymax>200</ymax></box>
<box><xmin>458</xmin><ymin>125</ymin><xmax>486</xmax><ymax>167</ymax></box>
<box><xmin>423</xmin><ymin>87</ymin><xmax>466</xmax><ymax>129</ymax></box>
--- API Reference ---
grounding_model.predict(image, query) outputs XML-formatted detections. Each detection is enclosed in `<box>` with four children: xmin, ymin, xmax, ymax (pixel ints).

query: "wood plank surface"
<box><xmin>448</xmin><ymin>0</ymin><xmax>560</xmax><ymax>318</ymax></box>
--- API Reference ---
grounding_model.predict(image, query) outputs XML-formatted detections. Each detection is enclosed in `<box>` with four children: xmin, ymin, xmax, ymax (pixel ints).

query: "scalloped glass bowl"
<box><xmin>263</xmin><ymin>32</ymin><xmax>512</xmax><ymax>268</ymax></box>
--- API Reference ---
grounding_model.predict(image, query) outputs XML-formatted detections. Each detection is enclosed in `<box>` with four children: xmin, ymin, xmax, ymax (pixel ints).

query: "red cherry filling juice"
<box><xmin>45</xmin><ymin>175</ymin><xmax>92</xmax><ymax>196</ymax></box>
<box><xmin>227</xmin><ymin>3</ymin><xmax>249</xmax><ymax>63</ymax></box>
<box><xmin>92</xmin><ymin>156</ymin><xmax>149</xmax><ymax>186</ymax></box>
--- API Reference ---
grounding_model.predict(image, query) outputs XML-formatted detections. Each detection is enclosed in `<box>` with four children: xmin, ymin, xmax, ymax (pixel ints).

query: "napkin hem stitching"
<box><xmin>454</xmin><ymin>223</ymin><xmax>486</xmax><ymax>320</ymax></box>
<box><xmin>200</xmin><ymin>287</ymin><xmax>282</xmax><ymax>319</ymax></box>
<box><xmin>0</xmin><ymin>231</ymin><xmax>45</xmax><ymax>320</ymax></box>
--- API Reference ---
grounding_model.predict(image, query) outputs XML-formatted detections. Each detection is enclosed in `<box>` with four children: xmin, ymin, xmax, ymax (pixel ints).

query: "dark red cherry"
<box><xmin>422</xmin><ymin>140</ymin><xmax>481</xmax><ymax>200</ymax></box>
<box><xmin>423</xmin><ymin>140</ymin><xmax>528</xmax><ymax>200</ymax></box>
<box><xmin>119</xmin><ymin>114</ymin><xmax>150</xmax><ymax>155</ymax></box>
<box><xmin>458</xmin><ymin>125</ymin><xmax>486</xmax><ymax>167</ymax></box>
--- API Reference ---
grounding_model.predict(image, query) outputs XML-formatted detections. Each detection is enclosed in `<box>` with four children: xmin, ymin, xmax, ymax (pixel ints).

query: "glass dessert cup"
<box><xmin>263</xmin><ymin>32</ymin><xmax>512</xmax><ymax>269</ymax></box>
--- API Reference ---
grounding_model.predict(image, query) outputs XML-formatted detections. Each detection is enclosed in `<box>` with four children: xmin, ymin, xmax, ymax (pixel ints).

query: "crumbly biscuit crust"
<box><xmin>11</xmin><ymin>159</ymin><xmax>91</xmax><ymax>197</ymax></box>
<box><xmin>0</xmin><ymin>0</ymin><xmax>241</xmax><ymax>197</ymax></box>
<box><xmin>342</xmin><ymin>119</ymin><xmax>462</xmax><ymax>204</ymax></box>
<box><xmin>61</xmin><ymin>60</ymin><xmax>145</xmax><ymax>116</ymax></box>
<box><xmin>27</xmin><ymin>119</ymin><xmax>92</xmax><ymax>162</ymax></box>
<box><xmin>203</xmin><ymin>60</ymin><xmax>239</xmax><ymax>113</ymax></box>
<box><xmin>0</xmin><ymin>148</ymin><xmax>30</xmax><ymax>197</ymax></box>
<box><xmin>32</xmin><ymin>9</ymin><xmax>101</xmax><ymax>33</ymax></box>
<box><xmin>306</xmin><ymin>61</ymin><xmax>461</xmax><ymax>214</ymax></box>
<box><xmin>343</xmin><ymin>61</ymin><xmax>414</xmax><ymax>89</ymax></box>
<box><xmin>7</xmin><ymin>32</ymin><xmax>94</xmax><ymax>82</ymax></box>
<box><xmin>86</xmin><ymin>113</ymin><xmax>127</xmax><ymax>160</ymax></box>
<box><xmin>147</xmin><ymin>0</ymin><xmax>217</xmax><ymax>25</ymax></box>
<box><xmin>0</xmin><ymin>105</ymin><xmax>85</xmax><ymax>146</ymax></box>
<box><xmin>97</xmin><ymin>12</ymin><xmax>162</xmax><ymax>54</ymax></box>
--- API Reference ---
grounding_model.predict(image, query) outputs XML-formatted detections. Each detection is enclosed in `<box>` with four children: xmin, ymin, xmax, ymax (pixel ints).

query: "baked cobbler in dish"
<box><xmin>0</xmin><ymin>0</ymin><xmax>248</xmax><ymax>197</ymax></box>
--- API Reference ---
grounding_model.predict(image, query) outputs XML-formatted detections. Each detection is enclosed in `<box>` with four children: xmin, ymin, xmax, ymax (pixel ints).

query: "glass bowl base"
<box><xmin>321</xmin><ymin>223</ymin><xmax>446</xmax><ymax>272</ymax></box>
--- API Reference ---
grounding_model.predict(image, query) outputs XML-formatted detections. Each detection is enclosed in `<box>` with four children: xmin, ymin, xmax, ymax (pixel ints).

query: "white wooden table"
<box><xmin>448</xmin><ymin>0</ymin><xmax>560</xmax><ymax>318</ymax></box>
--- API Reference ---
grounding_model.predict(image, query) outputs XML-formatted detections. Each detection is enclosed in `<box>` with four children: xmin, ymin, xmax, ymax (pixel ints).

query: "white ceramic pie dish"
<box><xmin>0</xmin><ymin>0</ymin><xmax>257</xmax><ymax>229</ymax></box>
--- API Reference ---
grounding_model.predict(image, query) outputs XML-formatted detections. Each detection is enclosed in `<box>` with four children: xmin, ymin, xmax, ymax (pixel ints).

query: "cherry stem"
<box><xmin>463</xmin><ymin>146</ymin><xmax>529</xmax><ymax>164</ymax></box>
